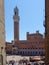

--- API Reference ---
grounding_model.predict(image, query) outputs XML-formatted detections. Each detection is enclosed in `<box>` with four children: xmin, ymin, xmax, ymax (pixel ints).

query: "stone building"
<box><xmin>0</xmin><ymin>0</ymin><xmax>6</xmax><ymax>65</ymax></box>
<box><xmin>6</xmin><ymin>6</ymin><xmax>45</xmax><ymax>56</ymax></box>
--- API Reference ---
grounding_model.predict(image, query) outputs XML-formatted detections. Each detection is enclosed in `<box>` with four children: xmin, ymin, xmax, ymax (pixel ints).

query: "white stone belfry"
<box><xmin>0</xmin><ymin>0</ymin><xmax>6</xmax><ymax>65</ymax></box>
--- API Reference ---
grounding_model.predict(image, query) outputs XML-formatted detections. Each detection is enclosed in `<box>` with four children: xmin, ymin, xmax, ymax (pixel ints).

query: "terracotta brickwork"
<box><xmin>6</xmin><ymin>7</ymin><xmax>45</xmax><ymax>56</ymax></box>
<box><xmin>13</xmin><ymin>7</ymin><xmax>19</xmax><ymax>41</ymax></box>
<box><xmin>6</xmin><ymin>31</ymin><xmax>45</xmax><ymax>56</ymax></box>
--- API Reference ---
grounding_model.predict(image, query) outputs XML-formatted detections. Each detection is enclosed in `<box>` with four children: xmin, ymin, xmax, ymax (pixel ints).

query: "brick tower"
<box><xmin>45</xmin><ymin>0</ymin><xmax>49</xmax><ymax>64</ymax></box>
<box><xmin>13</xmin><ymin>7</ymin><xmax>20</xmax><ymax>41</ymax></box>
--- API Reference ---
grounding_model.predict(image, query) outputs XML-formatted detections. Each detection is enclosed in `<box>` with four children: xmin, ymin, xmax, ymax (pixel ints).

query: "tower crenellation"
<box><xmin>6</xmin><ymin>6</ymin><xmax>45</xmax><ymax>57</ymax></box>
<box><xmin>13</xmin><ymin>6</ymin><xmax>19</xmax><ymax>22</ymax></box>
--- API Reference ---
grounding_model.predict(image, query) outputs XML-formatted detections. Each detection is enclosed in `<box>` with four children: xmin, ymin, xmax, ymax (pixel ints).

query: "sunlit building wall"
<box><xmin>0</xmin><ymin>0</ymin><xmax>6</xmax><ymax>65</ymax></box>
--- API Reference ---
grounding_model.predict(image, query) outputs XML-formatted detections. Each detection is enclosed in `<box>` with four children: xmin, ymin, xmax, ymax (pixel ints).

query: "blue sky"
<box><xmin>4</xmin><ymin>0</ymin><xmax>45</xmax><ymax>42</ymax></box>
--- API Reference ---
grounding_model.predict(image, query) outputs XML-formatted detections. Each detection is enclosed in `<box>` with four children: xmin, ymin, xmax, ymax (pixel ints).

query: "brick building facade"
<box><xmin>6</xmin><ymin>7</ymin><xmax>45</xmax><ymax>56</ymax></box>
